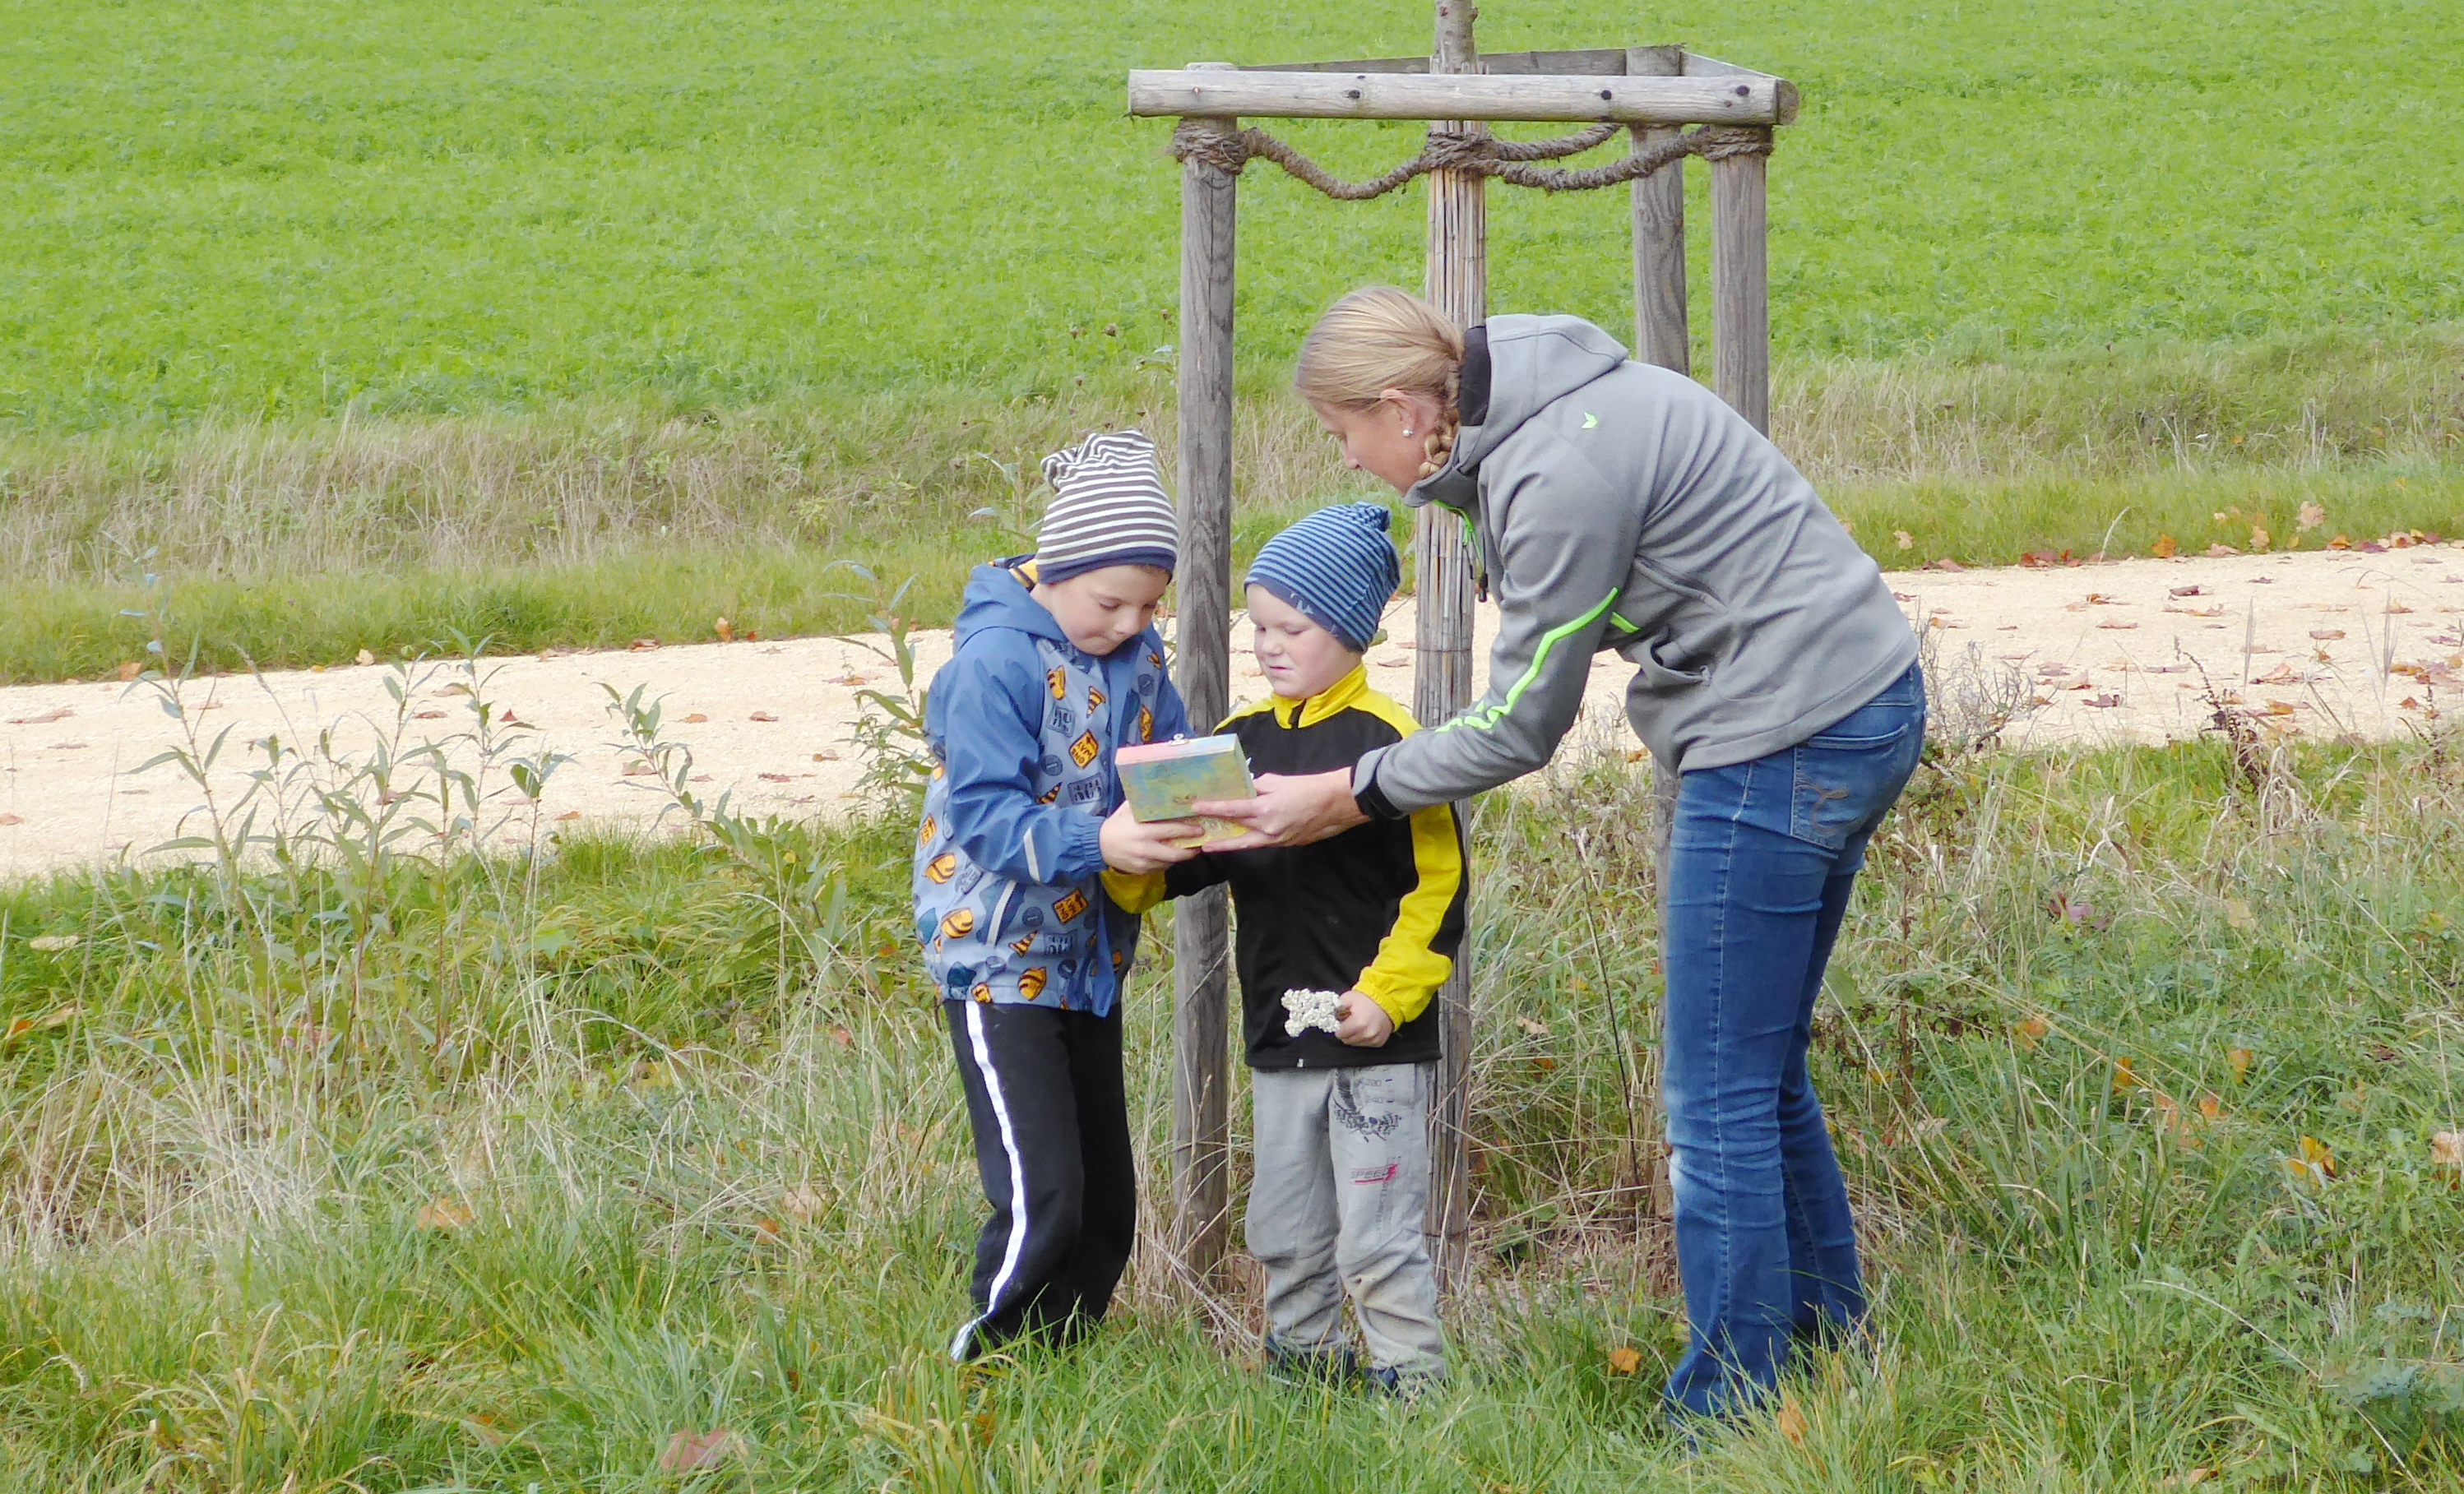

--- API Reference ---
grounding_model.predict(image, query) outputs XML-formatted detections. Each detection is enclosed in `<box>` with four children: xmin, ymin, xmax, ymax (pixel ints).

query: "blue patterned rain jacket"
<box><xmin>912</xmin><ymin>560</ymin><xmax>1191</xmax><ymax>1016</ymax></box>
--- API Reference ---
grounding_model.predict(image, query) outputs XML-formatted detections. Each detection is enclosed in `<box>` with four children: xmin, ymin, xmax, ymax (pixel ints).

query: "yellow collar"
<box><xmin>1263</xmin><ymin>662</ymin><xmax>1371</xmax><ymax>728</ymax></box>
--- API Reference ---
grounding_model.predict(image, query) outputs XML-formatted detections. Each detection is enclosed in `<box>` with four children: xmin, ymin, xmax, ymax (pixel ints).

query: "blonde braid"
<box><xmin>1416</xmin><ymin>364</ymin><xmax>1462</xmax><ymax>479</ymax></box>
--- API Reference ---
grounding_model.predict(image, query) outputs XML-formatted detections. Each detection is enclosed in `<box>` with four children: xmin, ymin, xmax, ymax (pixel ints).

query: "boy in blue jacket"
<box><xmin>914</xmin><ymin>429</ymin><xmax>1202</xmax><ymax>1359</ymax></box>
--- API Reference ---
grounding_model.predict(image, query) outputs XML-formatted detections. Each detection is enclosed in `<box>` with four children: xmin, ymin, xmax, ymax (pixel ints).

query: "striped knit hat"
<box><xmin>1245</xmin><ymin>502</ymin><xmax>1401</xmax><ymax>652</ymax></box>
<box><xmin>1035</xmin><ymin>429</ymin><xmax>1179</xmax><ymax>582</ymax></box>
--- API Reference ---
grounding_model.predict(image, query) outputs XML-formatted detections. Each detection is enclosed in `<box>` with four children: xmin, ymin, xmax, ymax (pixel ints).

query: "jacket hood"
<box><xmin>1406</xmin><ymin>313</ymin><xmax>1630</xmax><ymax>510</ymax></box>
<box><xmin>952</xmin><ymin>557</ymin><xmax>1072</xmax><ymax>650</ymax></box>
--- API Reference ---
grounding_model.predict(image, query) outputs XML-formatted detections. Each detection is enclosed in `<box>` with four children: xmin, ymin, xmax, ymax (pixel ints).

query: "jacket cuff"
<box><xmin>1100</xmin><ymin>867</ymin><xmax>1167</xmax><ymax>915</ymax></box>
<box><xmin>1061</xmin><ymin>812</ymin><xmax>1108</xmax><ymax>879</ymax></box>
<box><xmin>1351</xmin><ymin>749</ymin><xmax>1410</xmax><ymax>821</ymax></box>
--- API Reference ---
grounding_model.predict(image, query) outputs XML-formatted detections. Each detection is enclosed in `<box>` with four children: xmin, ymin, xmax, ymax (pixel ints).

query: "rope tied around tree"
<box><xmin>1168</xmin><ymin>117</ymin><xmax>1771</xmax><ymax>199</ymax></box>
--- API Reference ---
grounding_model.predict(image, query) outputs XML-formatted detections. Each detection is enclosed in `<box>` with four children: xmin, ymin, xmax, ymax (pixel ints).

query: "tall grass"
<box><xmin>2</xmin><ymin>654</ymin><xmax>2459</xmax><ymax>1486</ymax></box>
<box><xmin>4</xmin><ymin>327</ymin><xmax>2459</xmax><ymax>682</ymax></box>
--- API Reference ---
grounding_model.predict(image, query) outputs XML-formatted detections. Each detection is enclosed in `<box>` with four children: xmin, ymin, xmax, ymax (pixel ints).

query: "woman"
<box><xmin>1202</xmin><ymin>287</ymin><xmax>1924</xmax><ymax>1421</ymax></box>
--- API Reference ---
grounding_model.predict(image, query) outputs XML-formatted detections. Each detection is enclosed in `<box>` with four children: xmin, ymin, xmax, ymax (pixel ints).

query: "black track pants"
<box><xmin>944</xmin><ymin>999</ymin><xmax>1136</xmax><ymax>1359</ymax></box>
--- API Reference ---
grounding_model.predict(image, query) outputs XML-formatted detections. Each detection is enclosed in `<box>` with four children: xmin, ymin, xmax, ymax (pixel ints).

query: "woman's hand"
<box><xmin>1193</xmin><ymin>769</ymin><xmax>1366</xmax><ymax>849</ymax></box>
<box><xmin>1100</xmin><ymin>802</ymin><xmax>1200</xmax><ymax>873</ymax></box>
<box><xmin>1335</xmin><ymin>992</ymin><xmax>1395</xmax><ymax>1048</ymax></box>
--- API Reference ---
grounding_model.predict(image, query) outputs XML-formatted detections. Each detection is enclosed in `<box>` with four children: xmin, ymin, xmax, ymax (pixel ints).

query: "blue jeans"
<box><xmin>1660</xmin><ymin>662</ymin><xmax>1924</xmax><ymax>1420</ymax></box>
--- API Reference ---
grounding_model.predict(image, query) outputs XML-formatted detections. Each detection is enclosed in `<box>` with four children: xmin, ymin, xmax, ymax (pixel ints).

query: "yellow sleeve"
<box><xmin>1350</xmin><ymin>801</ymin><xmax>1462</xmax><ymax>1025</ymax></box>
<box><xmin>1100</xmin><ymin>868</ymin><xmax>1169</xmax><ymax>915</ymax></box>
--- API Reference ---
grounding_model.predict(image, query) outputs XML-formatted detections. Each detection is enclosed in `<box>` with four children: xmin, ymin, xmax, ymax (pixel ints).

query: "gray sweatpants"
<box><xmin>1246</xmin><ymin>1062</ymin><xmax>1446</xmax><ymax>1376</ymax></box>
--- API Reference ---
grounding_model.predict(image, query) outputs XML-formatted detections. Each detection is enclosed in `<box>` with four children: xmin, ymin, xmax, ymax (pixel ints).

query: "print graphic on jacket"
<box><xmin>912</xmin><ymin>560</ymin><xmax>1189</xmax><ymax>1016</ymax></box>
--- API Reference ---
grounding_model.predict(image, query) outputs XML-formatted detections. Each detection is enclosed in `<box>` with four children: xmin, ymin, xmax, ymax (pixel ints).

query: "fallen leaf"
<box><xmin>783</xmin><ymin>1183</ymin><xmax>831</xmax><ymax>1219</ymax></box>
<box><xmin>2151</xmin><ymin>534</ymin><xmax>2179</xmax><ymax>558</ymax></box>
<box><xmin>415</xmin><ymin>1198</ymin><xmax>475</xmax><ymax>1231</ymax></box>
<box><xmin>2309</xmin><ymin>629</ymin><xmax>2345</xmax><ymax>641</ymax></box>
<box><xmin>555</xmin><ymin>810</ymin><xmax>582</xmax><ymax>821</ymax></box>
<box><xmin>461</xmin><ymin>1413</ymin><xmax>509</xmax><ymax>1446</ymax></box>
<box><xmin>2431</xmin><ymin>1131</ymin><xmax>2464</xmax><ymax>1174</ymax></box>
<box><xmin>414</xmin><ymin>710</ymin><xmax>448</xmax><ymax>719</ymax></box>
<box><xmin>28</xmin><ymin>933</ymin><xmax>80</xmax><ymax>952</ymax></box>
<box><xmin>749</xmin><ymin>711</ymin><xmax>779</xmax><ymax>723</ymax></box>
<box><xmin>2222</xmin><ymin>898</ymin><xmax>2255</xmax><ymax>929</ymax></box>
<box><xmin>2012</xmin><ymin>1014</ymin><xmax>2049</xmax><ymax>1050</ymax></box>
<box><xmin>1775</xmin><ymin>1395</ymin><xmax>1809</xmax><ymax>1446</ymax></box>
<box><xmin>2296</xmin><ymin>501</ymin><xmax>2326</xmax><ymax>532</ymax></box>
<box><xmin>714</xmin><ymin>616</ymin><xmax>734</xmax><ymax>643</ymax></box>
<box><xmin>355</xmin><ymin>648</ymin><xmax>377</xmax><ymax>667</ymax></box>
<box><xmin>1929</xmin><ymin>557</ymin><xmax>1966</xmax><ymax>572</ymax></box>
<box><xmin>7</xmin><ymin>708</ymin><xmax>72</xmax><ymax>725</ymax></box>
<box><xmin>656</xmin><ymin>1428</ymin><xmax>743</xmax><ymax>1473</ymax></box>
<box><xmin>0</xmin><ymin>814</ymin><xmax>22</xmax><ymax>826</ymax></box>
<box><xmin>758</xmin><ymin>772</ymin><xmax>792</xmax><ymax>783</ymax></box>
<box><xmin>628</xmin><ymin>637</ymin><xmax>660</xmax><ymax>651</ymax></box>
<box><xmin>2206</xmin><ymin>544</ymin><xmax>2240</xmax><ymax>557</ymax></box>
<box><xmin>1515</xmin><ymin>1015</ymin><xmax>1550</xmax><ymax>1038</ymax></box>
<box><xmin>1605</xmin><ymin>1344</ymin><xmax>1643</xmax><ymax>1375</ymax></box>
<box><xmin>2112</xmin><ymin>1056</ymin><xmax>2139</xmax><ymax>1092</ymax></box>
<box><xmin>2284</xmin><ymin>1134</ymin><xmax>2336</xmax><ymax>1186</ymax></box>
<box><xmin>681</xmin><ymin>713</ymin><xmax>709</xmax><ymax>724</ymax></box>
<box><xmin>2253</xmin><ymin>663</ymin><xmax>2300</xmax><ymax>685</ymax></box>
<box><xmin>2158</xmin><ymin>1469</ymin><xmax>2216</xmax><ymax>1488</ymax></box>
<box><xmin>2264</xmin><ymin>699</ymin><xmax>2297</xmax><ymax>716</ymax></box>
<box><xmin>622</xmin><ymin>762</ymin><xmax>657</xmax><ymax>776</ymax></box>
<box><xmin>2249</xmin><ymin>525</ymin><xmax>2271</xmax><ymax>552</ymax></box>
<box><xmin>1891</xmin><ymin>529</ymin><xmax>1915</xmax><ymax>550</ymax></box>
<box><xmin>753</xmin><ymin>1216</ymin><xmax>784</xmax><ymax>1241</ymax></box>
<box><xmin>812</xmin><ymin>750</ymin><xmax>841</xmax><ymax>762</ymax></box>
<box><xmin>2228</xmin><ymin>1048</ymin><xmax>2253</xmax><ymax>1082</ymax></box>
<box><xmin>2096</xmin><ymin>620</ymin><xmax>2140</xmax><ymax>631</ymax></box>
<box><xmin>2082</xmin><ymin>693</ymin><xmax>2122</xmax><ymax>708</ymax></box>
<box><xmin>2197</xmin><ymin>1093</ymin><xmax>2224</xmax><ymax>1122</ymax></box>
<box><xmin>116</xmin><ymin>660</ymin><xmax>142</xmax><ymax>682</ymax></box>
<box><xmin>2170</xmin><ymin>585</ymin><xmax>2206</xmax><ymax>598</ymax></box>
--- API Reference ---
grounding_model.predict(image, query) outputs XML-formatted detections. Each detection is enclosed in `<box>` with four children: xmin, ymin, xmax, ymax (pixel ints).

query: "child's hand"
<box><xmin>1335</xmin><ymin>992</ymin><xmax>1395</xmax><ymax>1048</ymax></box>
<box><xmin>1100</xmin><ymin>801</ymin><xmax>1202</xmax><ymax>873</ymax></box>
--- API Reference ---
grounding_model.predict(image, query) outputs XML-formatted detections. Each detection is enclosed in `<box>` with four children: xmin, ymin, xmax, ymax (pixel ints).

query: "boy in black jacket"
<box><xmin>1119</xmin><ymin>502</ymin><xmax>1466</xmax><ymax>1393</ymax></box>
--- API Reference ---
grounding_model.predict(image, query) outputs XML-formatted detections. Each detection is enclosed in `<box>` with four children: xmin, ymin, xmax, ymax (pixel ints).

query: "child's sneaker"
<box><xmin>1264</xmin><ymin>1339</ymin><xmax>1359</xmax><ymax>1390</ymax></box>
<box><xmin>1364</xmin><ymin>1364</ymin><xmax>1444</xmax><ymax>1404</ymax></box>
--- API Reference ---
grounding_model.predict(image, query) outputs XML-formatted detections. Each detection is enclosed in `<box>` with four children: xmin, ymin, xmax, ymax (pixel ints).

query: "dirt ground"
<box><xmin>3</xmin><ymin>544</ymin><xmax>2458</xmax><ymax>878</ymax></box>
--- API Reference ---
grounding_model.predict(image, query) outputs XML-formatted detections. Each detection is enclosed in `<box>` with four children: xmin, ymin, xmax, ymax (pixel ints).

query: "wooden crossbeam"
<box><xmin>1233</xmin><ymin>47</ymin><xmax>1781</xmax><ymax>84</ymax></box>
<box><xmin>1128</xmin><ymin>68</ymin><xmax>1795</xmax><ymax>126</ymax></box>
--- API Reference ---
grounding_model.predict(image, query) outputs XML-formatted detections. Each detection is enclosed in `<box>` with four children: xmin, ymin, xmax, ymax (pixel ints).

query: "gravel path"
<box><xmin>3</xmin><ymin>544</ymin><xmax>2457</xmax><ymax>878</ymax></box>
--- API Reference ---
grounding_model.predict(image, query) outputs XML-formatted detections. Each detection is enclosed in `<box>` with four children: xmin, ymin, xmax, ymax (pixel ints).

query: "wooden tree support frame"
<box><xmin>1141</xmin><ymin>35</ymin><xmax>1792</xmax><ymax>1291</ymax></box>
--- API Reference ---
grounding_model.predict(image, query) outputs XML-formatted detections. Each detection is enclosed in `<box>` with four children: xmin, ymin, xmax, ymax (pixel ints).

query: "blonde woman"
<box><xmin>1200</xmin><ymin>286</ymin><xmax>1924</xmax><ymax>1422</ymax></box>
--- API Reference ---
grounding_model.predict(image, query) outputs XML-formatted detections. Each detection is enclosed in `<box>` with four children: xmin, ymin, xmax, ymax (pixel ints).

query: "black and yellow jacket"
<box><xmin>1111</xmin><ymin>664</ymin><xmax>1467</xmax><ymax>1071</ymax></box>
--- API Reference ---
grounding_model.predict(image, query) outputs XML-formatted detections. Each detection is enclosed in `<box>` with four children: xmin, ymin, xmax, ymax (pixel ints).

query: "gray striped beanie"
<box><xmin>1035</xmin><ymin>429</ymin><xmax>1179</xmax><ymax>582</ymax></box>
<box><xmin>1245</xmin><ymin>502</ymin><xmax>1401</xmax><ymax>651</ymax></box>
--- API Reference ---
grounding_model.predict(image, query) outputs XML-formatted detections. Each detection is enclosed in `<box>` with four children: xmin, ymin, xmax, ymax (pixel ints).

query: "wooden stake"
<box><xmin>1421</xmin><ymin>0</ymin><xmax>1483</xmax><ymax>1295</ymax></box>
<box><xmin>1623</xmin><ymin>47</ymin><xmax>1688</xmax><ymax>374</ymax></box>
<box><xmin>1710</xmin><ymin>126</ymin><xmax>1772</xmax><ymax>432</ymax></box>
<box><xmin>1169</xmin><ymin>76</ymin><xmax>1239</xmax><ymax>1288</ymax></box>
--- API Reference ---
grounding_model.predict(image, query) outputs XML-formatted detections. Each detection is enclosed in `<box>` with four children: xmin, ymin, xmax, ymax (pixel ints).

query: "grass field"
<box><xmin>7</xmin><ymin>0</ymin><xmax>2461</xmax><ymax>423</ymax></box>
<box><xmin>2</xmin><ymin>0</ymin><xmax>2462</xmax><ymax>675</ymax></box>
<box><xmin>1</xmin><ymin>673</ymin><xmax>2461</xmax><ymax>1487</ymax></box>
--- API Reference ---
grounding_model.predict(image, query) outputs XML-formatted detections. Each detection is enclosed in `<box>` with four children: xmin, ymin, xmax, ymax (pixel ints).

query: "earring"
<box><xmin>1402</xmin><ymin>427</ymin><xmax>1415</xmax><ymax>437</ymax></box>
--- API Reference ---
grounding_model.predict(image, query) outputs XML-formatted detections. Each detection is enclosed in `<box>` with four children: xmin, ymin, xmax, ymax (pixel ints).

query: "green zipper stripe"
<box><xmin>1438</xmin><ymin>589</ymin><xmax>1619</xmax><ymax>733</ymax></box>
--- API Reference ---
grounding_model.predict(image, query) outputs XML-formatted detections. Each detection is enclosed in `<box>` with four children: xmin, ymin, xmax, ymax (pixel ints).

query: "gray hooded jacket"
<box><xmin>1355</xmin><ymin>313</ymin><xmax>1918</xmax><ymax>816</ymax></box>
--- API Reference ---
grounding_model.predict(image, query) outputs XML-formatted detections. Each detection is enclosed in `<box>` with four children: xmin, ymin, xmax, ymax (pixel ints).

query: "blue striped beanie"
<box><xmin>1035</xmin><ymin>429</ymin><xmax>1179</xmax><ymax>582</ymax></box>
<box><xmin>1245</xmin><ymin>502</ymin><xmax>1401</xmax><ymax>651</ymax></box>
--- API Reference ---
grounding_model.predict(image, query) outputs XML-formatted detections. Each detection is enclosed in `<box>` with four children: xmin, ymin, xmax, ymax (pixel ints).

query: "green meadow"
<box><xmin>2</xmin><ymin>0</ymin><xmax>2461</xmax><ymax>673</ymax></box>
